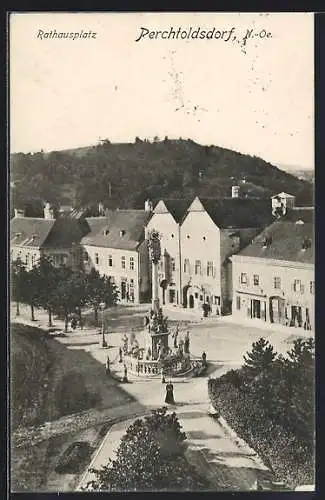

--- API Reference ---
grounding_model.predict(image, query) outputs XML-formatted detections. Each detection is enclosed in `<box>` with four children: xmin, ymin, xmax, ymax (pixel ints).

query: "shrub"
<box><xmin>208</xmin><ymin>338</ymin><xmax>315</xmax><ymax>487</ymax></box>
<box><xmin>86</xmin><ymin>407</ymin><xmax>209</xmax><ymax>491</ymax></box>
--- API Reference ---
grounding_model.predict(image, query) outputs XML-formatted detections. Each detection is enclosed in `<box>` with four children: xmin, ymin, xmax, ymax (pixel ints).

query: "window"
<box><xmin>236</xmin><ymin>296</ymin><xmax>241</xmax><ymax>310</ymax></box>
<box><xmin>25</xmin><ymin>254</ymin><xmax>30</xmax><ymax>266</ymax></box>
<box><xmin>108</xmin><ymin>255</ymin><xmax>113</xmax><ymax>267</ymax></box>
<box><xmin>203</xmin><ymin>236</ymin><xmax>206</xmax><ymax>241</ymax></box>
<box><xmin>199</xmin><ymin>295</ymin><xmax>203</xmax><ymax>301</ymax></box>
<box><xmin>171</xmin><ymin>233</ymin><xmax>174</xmax><ymax>238</ymax></box>
<box><xmin>60</xmin><ymin>254</ymin><xmax>67</xmax><ymax>266</ymax></box>
<box><xmin>31</xmin><ymin>254</ymin><xmax>36</xmax><ymax>266</ymax></box>
<box><xmin>240</xmin><ymin>273</ymin><xmax>248</xmax><ymax>284</ymax></box>
<box><xmin>171</xmin><ymin>258</ymin><xmax>176</xmax><ymax>272</ymax></box>
<box><xmin>194</xmin><ymin>293</ymin><xmax>198</xmax><ymax>299</ymax></box>
<box><xmin>95</xmin><ymin>253</ymin><xmax>99</xmax><ymax>265</ymax></box>
<box><xmin>207</xmin><ymin>261</ymin><xmax>214</xmax><ymax>277</ymax></box>
<box><xmin>121</xmin><ymin>256</ymin><xmax>126</xmax><ymax>269</ymax></box>
<box><xmin>273</xmin><ymin>277</ymin><xmax>281</xmax><ymax>289</ymax></box>
<box><xmin>130</xmin><ymin>257</ymin><xmax>134</xmax><ymax>270</ymax></box>
<box><xmin>187</xmin><ymin>235</ymin><xmax>190</xmax><ymax>239</ymax></box>
<box><xmin>310</xmin><ymin>281</ymin><xmax>315</xmax><ymax>294</ymax></box>
<box><xmin>184</xmin><ymin>258</ymin><xmax>190</xmax><ymax>273</ymax></box>
<box><xmin>293</xmin><ymin>279</ymin><xmax>302</xmax><ymax>292</ymax></box>
<box><xmin>253</xmin><ymin>274</ymin><xmax>259</xmax><ymax>286</ymax></box>
<box><xmin>195</xmin><ymin>260</ymin><xmax>201</xmax><ymax>275</ymax></box>
<box><xmin>84</xmin><ymin>251</ymin><xmax>89</xmax><ymax>262</ymax></box>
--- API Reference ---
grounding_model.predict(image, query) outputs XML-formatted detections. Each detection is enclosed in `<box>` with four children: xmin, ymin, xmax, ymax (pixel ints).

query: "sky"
<box><xmin>10</xmin><ymin>12</ymin><xmax>314</xmax><ymax>169</ymax></box>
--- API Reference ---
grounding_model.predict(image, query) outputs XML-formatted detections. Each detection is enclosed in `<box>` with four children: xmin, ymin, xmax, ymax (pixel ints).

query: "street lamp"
<box><xmin>99</xmin><ymin>302</ymin><xmax>108</xmax><ymax>348</ymax></box>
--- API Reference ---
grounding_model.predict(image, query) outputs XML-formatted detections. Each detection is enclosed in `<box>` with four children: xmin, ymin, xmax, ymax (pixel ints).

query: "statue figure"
<box><xmin>122</xmin><ymin>334</ymin><xmax>128</xmax><ymax>355</ymax></box>
<box><xmin>172</xmin><ymin>325</ymin><xmax>179</xmax><ymax>348</ymax></box>
<box><xmin>157</xmin><ymin>339</ymin><xmax>164</xmax><ymax>360</ymax></box>
<box><xmin>148</xmin><ymin>230</ymin><xmax>161</xmax><ymax>264</ymax></box>
<box><xmin>184</xmin><ymin>331</ymin><xmax>190</xmax><ymax>354</ymax></box>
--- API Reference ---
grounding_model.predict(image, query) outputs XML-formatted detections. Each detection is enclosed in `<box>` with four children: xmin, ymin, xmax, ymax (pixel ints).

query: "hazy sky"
<box><xmin>10</xmin><ymin>12</ymin><xmax>314</xmax><ymax>169</ymax></box>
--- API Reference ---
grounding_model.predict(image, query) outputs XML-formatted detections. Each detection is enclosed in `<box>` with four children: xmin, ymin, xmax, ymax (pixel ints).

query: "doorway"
<box><xmin>189</xmin><ymin>294</ymin><xmax>194</xmax><ymax>308</ymax></box>
<box><xmin>251</xmin><ymin>299</ymin><xmax>261</xmax><ymax>319</ymax></box>
<box><xmin>291</xmin><ymin>305</ymin><xmax>302</xmax><ymax>327</ymax></box>
<box><xmin>121</xmin><ymin>280</ymin><xmax>127</xmax><ymax>300</ymax></box>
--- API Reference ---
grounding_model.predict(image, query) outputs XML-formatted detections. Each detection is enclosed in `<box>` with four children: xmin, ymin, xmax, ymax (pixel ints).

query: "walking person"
<box><xmin>123</xmin><ymin>363</ymin><xmax>128</xmax><ymax>383</ymax></box>
<box><xmin>119</xmin><ymin>346</ymin><xmax>123</xmax><ymax>363</ymax></box>
<box><xmin>165</xmin><ymin>380</ymin><xmax>175</xmax><ymax>405</ymax></box>
<box><xmin>202</xmin><ymin>351</ymin><xmax>207</xmax><ymax>367</ymax></box>
<box><xmin>173</xmin><ymin>325</ymin><xmax>179</xmax><ymax>348</ymax></box>
<box><xmin>71</xmin><ymin>317</ymin><xmax>77</xmax><ymax>330</ymax></box>
<box><xmin>105</xmin><ymin>354</ymin><xmax>110</xmax><ymax>376</ymax></box>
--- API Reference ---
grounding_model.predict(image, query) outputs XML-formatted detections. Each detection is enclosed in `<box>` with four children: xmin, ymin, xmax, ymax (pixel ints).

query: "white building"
<box><xmin>10</xmin><ymin>206</ymin><xmax>84</xmax><ymax>269</ymax></box>
<box><xmin>179</xmin><ymin>196</ymin><xmax>273</xmax><ymax>314</ymax></box>
<box><xmin>81</xmin><ymin>210</ymin><xmax>151</xmax><ymax>303</ymax></box>
<box><xmin>271</xmin><ymin>192</ymin><xmax>296</xmax><ymax>217</ymax></box>
<box><xmin>232</xmin><ymin>220</ymin><xmax>314</xmax><ymax>330</ymax></box>
<box><xmin>145</xmin><ymin>199</ymin><xmax>191</xmax><ymax>306</ymax></box>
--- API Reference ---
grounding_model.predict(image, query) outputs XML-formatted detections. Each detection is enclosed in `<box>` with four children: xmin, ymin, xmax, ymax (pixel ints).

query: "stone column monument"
<box><xmin>148</xmin><ymin>230</ymin><xmax>161</xmax><ymax>313</ymax></box>
<box><xmin>147</xmin><ymin>229</ymin><xmax>170</xmax><ymax>360</ymax></box>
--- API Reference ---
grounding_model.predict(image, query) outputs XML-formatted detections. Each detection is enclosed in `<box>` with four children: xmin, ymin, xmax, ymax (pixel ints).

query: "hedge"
<box><xmin>208</xmin><ymin>378</ymin><xmax>314</xmax><ymax>488</ymax></box>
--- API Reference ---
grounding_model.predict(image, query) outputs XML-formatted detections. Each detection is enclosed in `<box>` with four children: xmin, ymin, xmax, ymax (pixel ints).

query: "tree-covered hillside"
<box><xmin>11</xmin><ymin>138</ymin><xmax>313</xmax><ymax>216</ymax></box>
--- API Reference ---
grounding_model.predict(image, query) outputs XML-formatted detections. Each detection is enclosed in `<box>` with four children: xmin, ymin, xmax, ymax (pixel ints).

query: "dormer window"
<box><xmin>120</xmin><ymin>230</ymin><xmax>126</xmax><ymax>237</ymax></box>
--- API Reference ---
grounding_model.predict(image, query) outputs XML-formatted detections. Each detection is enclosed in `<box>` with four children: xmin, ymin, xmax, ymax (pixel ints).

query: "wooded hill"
<box><xmin>11</xmin><ymin>138</ymin><xmax>313</xmax><ymax>216</ymax></box>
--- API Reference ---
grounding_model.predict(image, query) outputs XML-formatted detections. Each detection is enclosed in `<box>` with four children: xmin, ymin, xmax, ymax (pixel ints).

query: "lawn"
<box><xmin>10</xmin><ymin>322</ymin><xmax>139</xmax><ymax>491</ymax></box>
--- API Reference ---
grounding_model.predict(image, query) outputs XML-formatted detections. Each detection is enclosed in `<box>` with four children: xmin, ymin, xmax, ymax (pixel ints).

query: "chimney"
<box><xmin>44</xmin><ymin>202</ymin><xmax>55</xmax><ymax>220</ymax></box>
<box><xmin>145</xmin><ymin>199</ymin><xmax>153</xmax><ymax>212</ymax></box>
<box><xmin>232</xmin><ymin>185</ymin><xmax>240</xmax><ymax>198</ymax></box>
<box><xmin>14</xmin><ymin>208</ymin><xmax>25</xmax><ymax>218</ymax></box>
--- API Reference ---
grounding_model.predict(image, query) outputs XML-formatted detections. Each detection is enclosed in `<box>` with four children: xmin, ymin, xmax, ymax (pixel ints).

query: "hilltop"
<box><xmin>11</xmin><ymin>138</ymin><xmax>313</xmax><ymax>216</ymax></box>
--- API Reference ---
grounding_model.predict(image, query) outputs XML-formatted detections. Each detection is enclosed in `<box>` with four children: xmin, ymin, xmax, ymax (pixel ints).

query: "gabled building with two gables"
<box><xmin>146</xmin><ymin>195</ymin><xmax>273</xmax><ymax>314</ymax></box>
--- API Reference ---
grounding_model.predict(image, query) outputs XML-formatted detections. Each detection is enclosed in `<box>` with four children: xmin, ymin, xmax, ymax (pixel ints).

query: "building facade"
<box><xmin>145</xmin><ymin>199</ymin><xmax>191</xmax><ymax>307</ymax></box>
<box><xmin>232</xmin><ymin>221</ymin><xmax>314</xmax><ymax>330</ymax></box>
<box><xmin>179</xmin><ymin>196</ymin><xmax>272</xmax><ymax>314</ymax></box>
<box><xmin>81</xmin><ymin>210</ymin><xmax>151</xmax><ymax>303</ymax></box>
<box><xmin>146</xmin><ymin>195</ymin><xmax>272</xmax><ymax>314</ymax></box>
<box><xmin>10</xmin><ymin>209</ymin><xmax>84</xmax><ymax>270</ymax></box>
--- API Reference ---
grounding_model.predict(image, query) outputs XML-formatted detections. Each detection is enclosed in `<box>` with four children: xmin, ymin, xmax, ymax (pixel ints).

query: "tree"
<box><xmin>11</xmin><ymin>258</ymin><xmax>27</xmax><ymax>316</ymax></box>
<box><xmin>36</xmin><ymin>256</ymin><xmax>61</xmax><ymax>326</ymax></box>
<box><xmin>86</xmin><ymin>269</ymin><xmax>118</xmax><ymax>325</ymax></box>
<box><xmin>86</xmin><ymin>407</ymin><xmax>207</xmax><ymax>491</ymax></box>
<box><xmin>243</xmin><ymin>337</ymin><xmax>277</xmax><ymax>379</ymax></box>
<box><xmin>50</xmin><ymin>266</ymin><xmax>88</xmax><ymax>332</ymax></box>
<box><xmin>24</xmin><ymin>266</ymin><xmax>42</xmax><ymax>321</ymax></box>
